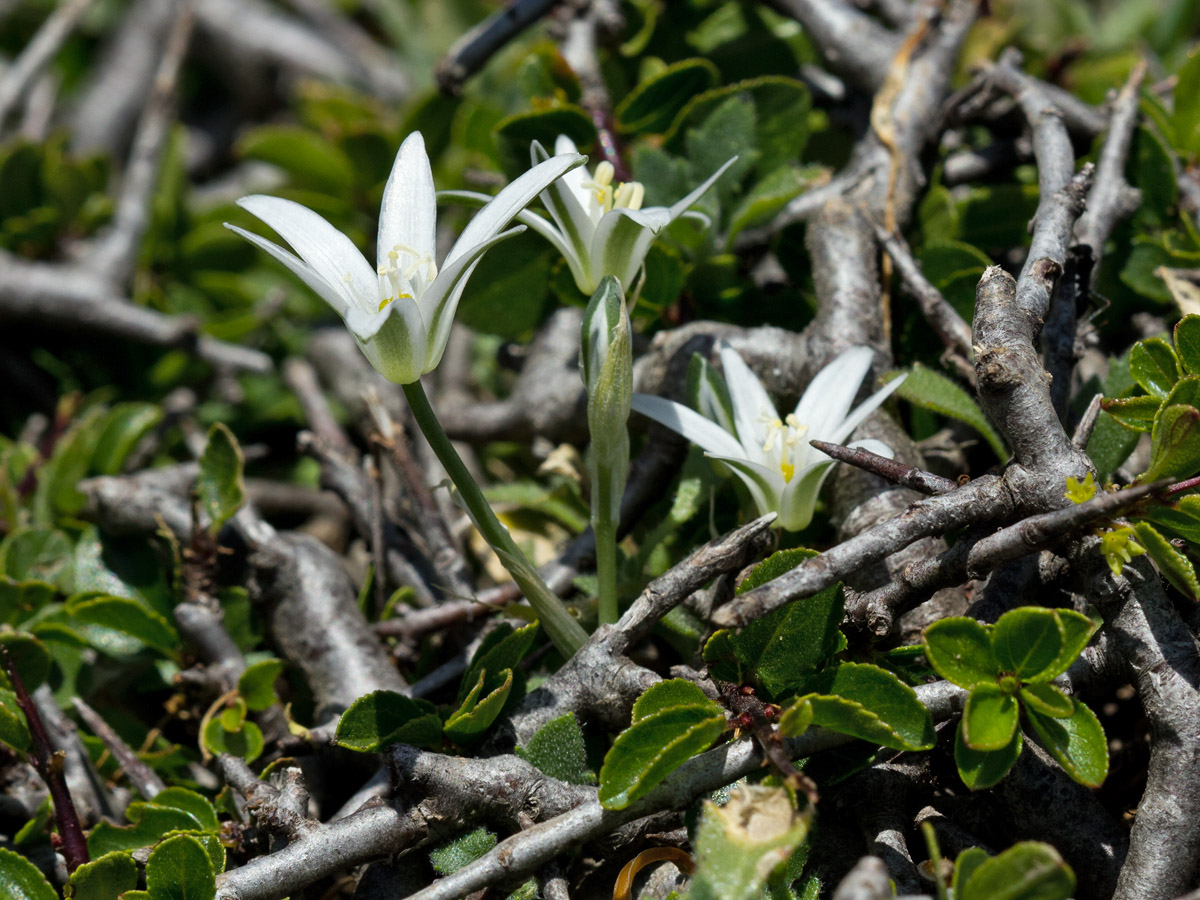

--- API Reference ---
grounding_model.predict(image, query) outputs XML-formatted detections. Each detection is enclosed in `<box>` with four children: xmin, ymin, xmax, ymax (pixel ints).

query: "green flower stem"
<box><xmin>593</xmin><ymin>459</ymin><xmax>619</xmax><ymax>625</ymax></box>
<box><xmin>402</xmin><ymin>380</ymin><xmax>589</xmax><ymax>657</ymax></box>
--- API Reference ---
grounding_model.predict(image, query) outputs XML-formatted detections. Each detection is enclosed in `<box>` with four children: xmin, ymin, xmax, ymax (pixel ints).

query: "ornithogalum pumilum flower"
<box><xmin>446</xmin><ymin>136</ymin><xmax>736</xmax><ymax>296</ymax></box>
<box><xmin>631</xmin><ymin>346</ymin><xmax>905</xmax><ymax>531</ymax></box>
<box><xmin>226</xmin><ymin>132</ymin><xmax>584</xmax><ymax>383</ymax></box>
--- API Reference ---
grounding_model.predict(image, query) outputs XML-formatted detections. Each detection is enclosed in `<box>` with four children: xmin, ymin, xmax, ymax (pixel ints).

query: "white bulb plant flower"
<box><xmin>225</xmin><ymin>132</ymin><xmax>585</xmax><ymax>384</ymax></box>
<box><xmin>443</xmin><ymin>135</ymin><xmax>737</xmax><ymax>296</ymax></box>
<box><xmin>631</xmin><ymin>345</ymin><xmax>906</xmax><ymax>532</ymax></box>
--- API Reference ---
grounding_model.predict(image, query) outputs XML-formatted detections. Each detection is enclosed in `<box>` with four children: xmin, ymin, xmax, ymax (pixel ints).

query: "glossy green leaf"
<box><xmin>962</xmin><ymin>684</ymin><xmax>1019</xmax><ymax>750</ymax></box>
<box><xmin>1129</xmin><ymin>337</ymin><xmax>1181</xmax><ymax>398</ymax></box>
<box><xmin>1133</xmin><ymin>521</ymin><xmax>1200</xmax><ymax>600</ymax></box>
<box><xmin>335</xmin><ymin>690</ymin><xmax>442</xmax><ymax>752</ymax></box>
<box><xmin>202</xmin><ymin>716</ymin><xmax>263</xmax><ymax>763</ymax></box>
<box><xmin>237</xmin><ymin>126</ymin><xmax>355</xmax><ymax>194</ymax></box>
<box><xmin>0</xmin><ymin>846</ymin><xmax>56</xmax><ymax>900</ymax></box>
<box><xmin>631</xmin><ymin>677</ymin><xmax>715</xmax><ymax>721</ymax></box>
<box><xmin>430</xmin><ymin>827</ymin><xmax>496</xmax><ymax>876</ymax></box>
<box><xmin>1100</xmin><ymin>395</ymin><xmax>1161</xmax><ymax>432</ymax></box>
<box><xmin>515</xmin><ymin>712</ymin><xmax>595</xmax><ymax>785</ymax></box>
<box><xmin>0</xmin><ymin>687</ymin><xmax>30</xmax><ymax>751</ymax></box>
<box><xmin>66</xmin><ymin>595</ymin><xmax>178</xmax><ymax>656</ymax></box>
<box><xmin>923</xmin><ymin>617</ymin><xmax>999</xmax><ymax>688</ymax></box>
<box><xmin>616</xmin><ymin>59</ymin><xmax>720</xmax><ymax>134</ymax></box>
<box><xmin>237</xmin><ymin>659</ymin><xmax>285</xmax><ymax>712</ymax></box>
<box><xmin>952</xmin><ymin>847</ymin><xmax>990</xmax><ymax>898</ymax></box>
<box><xmin>1025</xmin><ymin>700</ymin><xmax>1109</xmax><ymax>788</ymax></box>
<box><xmin>959</xmin><ymin>841</ymin><xmax>1074</xmax><ymax>900</ymax></box>
<box><xmin>0</xmin><ymin>632</ymin><xmax>51</xmax><ymax>692</ymax></box>
<box><xmin>736</xmin><ymin>547</ymin><xmax>817</xmax><ymax>594</ymax></box>
<box><xmin>150</xmin><ymin>788</ymin><xmax>219</xmax><ymax>833</ymax></box>
<box><xmin>954</xmin><ymin>722</ymin><xmax>1022</xmax><ymax>790</ymax></box>
<box><xmin>599</xmin><ymin>701</ymin><xmax>725</xmax><ymax>810</ymax></box>
<box><xmin>1031</xmin><ymin>609</ymin><xmax>1097</xmax><ymax>683</ymax></box>
<box><xmin>196</xmin><ymin>423</ymin><xmax>245</xmax><ymax>534</ymax></box>
<box><xmin>1140</xmin><ymin>493</ymin><xmax>1200</xmax><ymax>543</ymax></box>
<box><xmin>90</xmin><ymin>404</ymin><xmax>163</xmax><ymax>476</ymax></box>
<box><xmin>992</xmin><ymin>608</ymin><xmax>1063</xmax><ymax>681</ymax></box>
<box><xmin>800</xmin><ymin>663</ymin><xmax>935</xmax><ymax>751</ymax></box>
<box><xmin>885</xmin><ymin>364</ymin><xmax>1007</xmax><ymax>460</ymax></box>
<box><xmin>145</xmin><ymin>834</ymin><xmax>216</xmax><ymax>900</ymax></box>
<box><xmin>88</xmin><ymin>806</ymin><xmax>204</xmax><ymax>857</ymax></box>
<box><xmin>777</xmin><ymin>695</ymin><xmax>813</xmax><ymax>738</ymax></box>
<box><xmin>1175</xmin><ymin>316</ymin><xmax>1200</xmax><ymax>374</ymax></box>
<box><xmin>458</xmin><ymin>622</ymin><xmax>538</xmax><ymax>703</ymax></box>
<box><xmin>444</xmin><ymin>668</ymin><xmax>514</xmax><ymax>744</ymax></box>
<box><xmin>67</xmin><ymin>850</ymin><xmax>139</xmax><ymax>900</ymax></box>
<box><xmin>492</xmin><ymin>106</ymin><xmax>595</xmax><ymax>176</ymax></box>
<box><xmin>1020</xmin><ymin>683</ymin><xmax>1074</xmax><ymax>718</ymax></box>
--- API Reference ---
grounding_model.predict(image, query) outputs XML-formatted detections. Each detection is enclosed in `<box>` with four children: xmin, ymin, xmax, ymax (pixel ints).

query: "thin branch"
<box><xmin>0</xmin><ymin>0</ymin><xmax>95</xmax><ymax>128</ymax></box>
<box><xmin>811</xmin><ymin>440</ymin><xmax>958</xmax><ymax>495</ymax></box>
<box><xmin>435</xmin><ymin>0</ymin><xmax>560</xmax><ymax>95</ymax></box>
<box><xmin>72</xmin><ymin>696</ymin><xmax>167</xmax><ymax>800</ymax></box>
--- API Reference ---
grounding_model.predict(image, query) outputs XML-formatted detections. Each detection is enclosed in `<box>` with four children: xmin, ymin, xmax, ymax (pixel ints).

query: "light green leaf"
<box><xmin>1129</xmin><ymin>337</ymin><xmax>1181</xmax><ymax>399</ymax></box>
<box><xmin>1175</xmin><ymin>316</ymin><xmax>1200</xmax><ymax>374</ymax></box>
<box><xmin>1099</xmin><ymin>395</ymin><xmax>1161</xmax><ymax>432</ymax></box>
<box><xmin>952</xmin><ymin>847</ymin><xmax>990</xmax><ymax>898</ymax></box>
<box><xmin>90</xmin><ymin>404</ymin><xmax>163</xmax><ymax>476</ymax></box>
<box><xmin>885</xmin><ymin>364</ymin><xmax>1007</xmax><ymax>460</ymax></box>
<box><xmin>0</xmin><ymin>846</ymin><xmax>56</xmax><ymax>900</ymax></box>
<box><xmin>1134</xmin><ymin>521</ymin><xmax>1200</xmax><ymax>600</ymax></box>
<box><xmin>237</xmin><ymin>659</ymin><xmax>285</xmax><ymax>712</ymax></box>
<box><xmin>992</xmin><ymin>608</ymin><xmax>1063</xmax><ymax>681</ymax></box>
<box><xmin>334</xmin><ymin>690</ymin><xmax>442</xmax><ymax>752</ymax></box>
<box><xmin>1140</xmin><ymin>493</ymin><xmax>1200</xmax><ymax>543</ymax></box>
<box><xmin>798</xmin><ymin>663</ymin><xmax>935</xmax><ymax>751</ymax></box>
<box><xmin>0</xmin><ymin>687</ymin><xmax>30</xmax><ymax>751</ymax></box>
<box><xmin>145</xmin><ymin>834</ymin><xmax>216</xmax><ymax>900</ymax></box>
<box><xmin>88</xmin><ymin>807</ymin><xmax>205</xmax><ymax>858</ymax></box>
<box><xmin>599</xmin><ymin>700</ymin><xmax>725</xmax><ymax>810</ymax></box>
<box><xmin>1173</xmin><ymin>47</ymin><xmax>1200</xmax><ymax>156</ymax></box>
<box><xmin>1025</xmin><ymin>700</ymin><xmax>1109</xmax><ymax>788</ymax></box>
<box><xmin>66</xmin><ymin>595</ymin><xmax>178</xmax><ymax>656</ymax></box>
<box><xmin>954</xmin><ymin>722</ymin><xmax>1022</xmax><ymax>791</ymax></box>
<box><xmin>430</xmin><ymin>827</ymin><xmax>496</xmax><ymax>876</ymax></box>
<box><xmin>150</xmin><ymin>788</ymin><xmax>219</xmax><ymax>833</ymax></box>
<box><xmin>515</xmin><ymin>712</ymin><xmax>595</xmax><ymax>785</ymax></box>
<box><xmin>631</xmin><ymin>678</ymin><xmax>716</xmax><ymax>721</ymax></box>
<box><xmin>197</xmin><ymin>424</ymin><xmax>245</xmax><ymax>534</ymax></box>
<box><xmin>1030</xmin><ymin>609</ymin><xmax>1097</xmax><ymax>683</ymax></box>
<box><xmin>959</xmin><ymin>841</ymin><xmax>1074</xmax><ymax>900</ymax></box>
<box><xmin>923</xmin><ymin>617</ymin><xmax>999</xmax><ymax>688</ymax></box>
<box><xmin>962</xmin><ymin>683</ymin><xmax>1019</xmax><ymax>751</ymax></box>
<box><xmin>1020</xmin><ymin>683</ymin><xmax>1074</xmax><ymax>718</ymax></box>
<box><xmin>458</xmin><ymin>622</ymin><xmax>539</xmax><ymax>703</ymax></box>
<box><xmin>444</xmin><ymin>669</ymin><xmax>514</xmax><ymax>744</ymax></box>
<box><xmin>67</xmin><ymin>850</ymin><xmax>139</xmax><ymax>900</ymax></box>
<box><xmin>237</xmin><ymin>126</ymin><xmax>355</xmax><ymax>194</ymax></box>
<box><xmin>202</xmin><ymin>716</ymin><xmax>263</xmax><ymax>763</ymax></box>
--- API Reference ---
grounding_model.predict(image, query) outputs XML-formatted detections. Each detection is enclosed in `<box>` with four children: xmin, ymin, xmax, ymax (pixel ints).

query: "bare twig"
<box><xmin>435</xmin><ymin>0</ymin><xmax>560</xmax><ymax>95</ymax></box>
<box><xmin>0</xmin><ymin>0</ymin><xmax>95</xmax><ymax>128</ymax></box>
<box><xmin>811</xmin><ymin>440</ymin><xmax>958</xmax><ymax>495</ymax></box>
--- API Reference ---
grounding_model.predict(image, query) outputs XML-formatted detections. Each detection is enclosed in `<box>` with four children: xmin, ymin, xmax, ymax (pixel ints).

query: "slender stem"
<box><xmin>402</xmin><ymin>380</ymin><xmax>589</xmax><ymax>657</ymax></box>
<box><xmin>593</xmin><ymin>459</ymin><xmax>619</xmax><ymax>625</ymax></box>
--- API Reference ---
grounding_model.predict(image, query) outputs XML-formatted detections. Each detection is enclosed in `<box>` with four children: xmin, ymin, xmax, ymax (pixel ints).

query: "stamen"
<box><xmin>614</xmin><ymin>181</ymin><xmax>646</xmax><ymax>210</ymax></box>
<box><xmin>780</xmin><ymin>461</ymin><xmax>795</xmax><ymax>483</ymax></box>
<box><xmin>593</xmin><ymin>162</ymin><xmax>615</xmax><ymax>187</ymax></box>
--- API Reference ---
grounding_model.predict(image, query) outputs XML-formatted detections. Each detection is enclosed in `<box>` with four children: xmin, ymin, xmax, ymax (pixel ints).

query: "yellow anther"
<box><xmin>378</xmin><ymin>296</ymin><xmax>394</xmax><ymax>312</ymax></box>
<box><xmin>614</xmin><ymin>181</ymin><xmax>645</xmax><ymax>211</ymax></box>
<box><xmin>780</xmin><ymin>461</ymin><xmax>795</xmax><ymax>483</ymax></box>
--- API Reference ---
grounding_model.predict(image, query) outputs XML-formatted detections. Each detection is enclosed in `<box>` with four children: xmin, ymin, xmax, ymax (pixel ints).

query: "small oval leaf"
<box><xmin>992</xmin><ymin>608</ymin><xmax>1063</xmax><ymax>681</ymax></box>
<box><xmin>954</xmin><ymin>722</ymin><xmax>1022</xmax><ymax>791</ymax></box>
<box><xmin>923</xmin><ymin>618</ymin><xmax>999</xmax><ymax>688</ymax></box>
<box><xmin>335</xmin><ymin>690</ymin><xmax>443</xmax><ymax>752</ymax></box>
<box><xmin>1024</xmin><ymin>700</ymin><xmax>1109</xmax><ymax>788</ymax></box>
<box><xmin>962</xmin><ymin>684</ymin><xmax>1019</xmax><ymax>751</ymax></box>
<box><xmin>144</xmin><ymin>834</ymin><xmax>216</xmax><ymax>900</ymax></box>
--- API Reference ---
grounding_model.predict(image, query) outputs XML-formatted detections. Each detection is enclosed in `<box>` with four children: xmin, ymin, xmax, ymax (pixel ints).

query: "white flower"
<box><xmin>443</xmin><ymin>136</ymin><xmax>736</xmax><ymax>295</ymax></box>
<box><xmin>225</xmin><ymin>132</ymin><xmax>585</xmax><ymax>383</ymax></box>
<box><xmin>631</xmin><ymin>346</ymin><xmax>906</xmax><ymax>531</ymax></box>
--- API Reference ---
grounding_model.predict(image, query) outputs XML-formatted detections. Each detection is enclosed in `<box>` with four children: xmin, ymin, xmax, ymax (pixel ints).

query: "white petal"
<box><xmin>378</xmin><ymin>132</ymin><xmax>436</xmax><ymax>274</ymax></box>
<box><xmin>630</xmin><ymin>394</ymin><xmax>746</xmax><ymax>458</ymax></box>
<box><xmin>347</xmin><ymin>299</ymin><xmax>429</xmax><ymax>384</ymax></box>
<box><xmin>705</xmin><ymin>453</ymin><xmax>784</xmax><ymax>523</ymax></box>
<box><xmin>719</xmin><ymin>345</ymin><xmax>776</xmax><ymax>454</ymax></box>
<box><xmin>444</xmin><ymin>152</ymin><xmax>585</xmax><ymax>269</ymax></box>
<box><xmin>829</xmin><ymin>374</ymin><xmax>907</xmax><ymax>445</ymax></box>
<box><xmin>590</xmin><ymin>207</ymin><xmax>671</xmax><ymax>290</ymax></box>
<box><xmin>224</xmin><ymin>224</ymin><xmax>352</xmax><ymax>318</ymax></box>
<box><xmin>552</xmin><ymin>135</ymin><xmax>592</xmax><ymax>209</ymax></box>
<box><xmin>667</xmin><ymin>155</ymin><xmax>739</xmax><ymax>220</ymax></box>
<box><xmin>793</xmin><ymin>346</ymin><xmax>874</xmax><ymax>438</ymax></box>
<box><xmin>532</xmin><ymin>139</ymin><xmax>596</xmax><ymax>281</ymax></box>
<box><xmin>777</xmin><ymin>462</ymin><xmax>833</xmax><ymax>531</ymax></box>
<box><xmin>419</xmin><ymin>226</ymin><xmax>525</xmax><ymax>373</ymax></box>
<box><xmin>236</xmin><ymin>195</ymin><xmax>376</xmax><ymax>314</ymax></box>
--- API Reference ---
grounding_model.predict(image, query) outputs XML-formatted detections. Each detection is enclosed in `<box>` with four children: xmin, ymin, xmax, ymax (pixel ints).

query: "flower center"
<box><xmin>377</xmin><ymin>244</ymin><xmax>438</xmax><ymax>313</ymax></box>
<box><xmin>582</xmin><ymin>161</ymin><xmax>646</xmax><ymax>221</ymax></box>
<box><xmin>760</xmin><ymin>412</ymin><xmax>807</xmax><ymax>483</ymax></box>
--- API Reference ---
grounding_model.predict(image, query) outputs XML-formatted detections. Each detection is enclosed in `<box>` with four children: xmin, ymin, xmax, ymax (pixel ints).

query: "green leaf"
<box><xmin>458</xmin><ymin>622</ymin><xmax>539</xmax><ymax>703</ymax></box>
<box><xmin>202</xmin><ymin>716</ymin><xmax>264</xmax><ymax>764</ymax></box>
<box><xmin>197</xmin><ymin>424</ymin><xmax>245</xmax><ymax>534</ymax></box>
<box><xmin>492</xmin><ymin>106</ymin><xmax>595</xmax><ymax>177</ymax></box>
<box><xmin>515</xmin><ymin>712</ymin><xmax>595</xmax><ymax>785</ymax></box>
<box><xmin>952</xmin><ymin>847</ymin><xmax>990</xmax><ymax>898</ymax></box>
<box><xmin>455</xmin><ymin>230</ymin><xmax>553</xmax><ymax>339</ymax></box>
<box><xmin>727</xmin><ymin>165</ymin><xmax>809</xmax><ymax>242</ymax></box>
<box><xmin>67</xmin><ymin>850</ymin><xmax>139</xmax><ymax>900</ymax></box>
<box><xmin>0</xmin><ymin>846</ymin><xmax>56</xmax><ymax>900</ymax></box>
<box><xmin>1173</xmin><ymin>47</ymin><xmax>1200</xmax><ymax>156</ymax></box>
<box><xmin>959</xmin><ymin>842</ymin><xmax>1074</xmax><ymax>900</ymax></box>
<box><xmin>1133</xmin><ymin>521</ymin><xmax>1200</xmax><ymax>600</ymax></box>
<box><xmin>237</xmin><ymin>126</ymin><xmax>355</xmax><ymax>194</ymax></box>
<box><xmin>962</xmin><ymin>684</ymin><xmax>1019</xmax><ymax>751</ymax></box>
<box><xmin>1099</xmin><ymin>395</ymin><xmax>1161</xmax><ymax>432</ymax></box>
<box><xmin>1020</xmin><ymin>683</ymin><xmax>1074</xmax><ymax>718</ymax></box>
<box><xmin>1025</xmin><ymin>700</ymin><xmax>1109</xmax><ymax>788</ymax></box>
<box><xmin>1</xmin><ymin>527</ymin><xmax>73</xmax><ymax>586</ymax></box>
<box><xmin>723</xmin><ymin>551</ymin><xmax>843</xmax><ymax>697</ymax></box>
<box><xmin>0</xmin><ymin>632</ymin><xmax>51</xmax><ymax>692</ymax></box>
<box><xmin>0</xmin><ymin>687</ymin><xmax>30</xmax><ymax>751</ymax></box>
<box><xmin>1145</xmin><ymin>403</ymin><xmax>1200</xmax><ymax>482</ymax></box>
<box><xmin>150</xmin><ymin>788</ymin><xmax>219</xmax><ymax>833</ymax></box>
<box><xmin>0</xmin><ymin>578</ymin><xmax>56</xmax><ymax>627</ymax></box>
<box><xmin>631</xmin><ymin>678</ymin><xmax>716</xmax><ymax>720</ymax></box>
<box><xmin>992</xmin><ymin>608</ymin><xmax>1063</xmax><ymax>681</ymax></box>
<box><xmin>954</xmin><ymin>722</ymin><xmax>1022</xmax><ymax>790</ymax></box>
<box><xmin>923</xmin><ymin>617</ymin><xmax>1000</xmax><ymax>688</ymax></box>
<box><xmin>798</xmin><ymin>663</ymin><xmax>935</xmax><ymax>751</ymax></box>
<box><xmin>145</xmin><ymin>834</ymin><xmax>216</xmax><ymax>900</ymax></box>
<box><xmin>334</xmin><ymin>690</ymin><xmax>442</xmax><ymax>752</ymax></box>
<box><xmin>616</xmin><ymin>59</ymin><xmax>720</xmax><ymax>134</ymax></box>
<box><xmin>1031</xmin><ymin>609</ymin><xmax>1097</xmax><ymax>683</ymax></box>
<box><xmin>1175</xmin><ymin>316</ymin><xmax>1200</xmax><ymax>374</ymax></box>
<box><xmin>237</xmin><ymin>659</ymin><xmax>285</xmax><ymax>712</ymax></box>
<box><xmin>430</xmin><ymin>827</ymin><xmax>496</xmax><ymax>876</ymax></box>
<box><xmin>599</xmin><ymin>698</ymin><xmax>725</xmax><ymax>810</ymax></box>
<box><xmin>1129</xmin><ymin>338</ymin><xmax>1181</xmax><ymax>398</ymax></box>
<box><xmin>66</xmin><ymin>595</ymin><xmax>178</xmax><ymax>656</ymax></box>
<box><xmin>90</xmin><ymin>404</ymin><xmax>163</xmax><ymax>476</ymax></box>
<box><xmin>1141</xmin><ymin>493</ymin><xmax>1200</xmax><ymax>543</ymax></box>
<box><xmin>444</xmin><ymin>669</ymin><xmax>514</xmax><ymax>745</ymax></box>
<box><xmin>885</xmin><ymin>364</ymin><xmax>1007</xmax><ymax>460</ymax></box>
<box><xmin>88</xmin><ymin>805</ymin><xmax>203</xmax><ymax>857</ymax></box>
